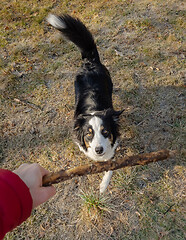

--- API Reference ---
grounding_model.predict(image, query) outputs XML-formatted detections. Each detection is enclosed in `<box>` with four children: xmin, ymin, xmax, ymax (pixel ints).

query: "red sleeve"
<box><xmin>0</xmin><ymin>169</ymin><xmax>33</xmax><ymax>239</ymax></box>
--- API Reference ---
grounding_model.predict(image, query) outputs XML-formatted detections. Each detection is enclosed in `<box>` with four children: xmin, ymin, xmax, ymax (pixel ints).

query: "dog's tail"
<box><xmin>47</xmin><ymin>14</ymin><xmax>100</xmax><ymax>63</ymax></box>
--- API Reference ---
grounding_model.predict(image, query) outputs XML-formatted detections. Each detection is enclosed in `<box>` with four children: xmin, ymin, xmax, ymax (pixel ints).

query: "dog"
<box><xmin>47</xmin><ymin>14</ymin><xmax>123</xmax><ymax>193</ymax></box>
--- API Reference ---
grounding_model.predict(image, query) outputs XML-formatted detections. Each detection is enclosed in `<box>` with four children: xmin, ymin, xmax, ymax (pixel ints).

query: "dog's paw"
<box><xmin>99</xmin><ymin>170</ymin><xmax>113</xmax><ymax>194</ymax></box>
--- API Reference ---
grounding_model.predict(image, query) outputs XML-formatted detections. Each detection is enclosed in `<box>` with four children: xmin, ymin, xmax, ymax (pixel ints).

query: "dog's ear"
<box><xmin>106</xmin><ymin>109</ymin><xmax>124</xmax><ymax>121</ymax></box>
<box><xmin>74</xmin><ymin>116</ymin><xmax>84</xmax><ymax>132</ymax></box>
<box><xmin>112</xmin><ymin>109</ymin><xmax>124</xmax><ymax>121</ymax></box>
<box><xmin>76</xmin><ymin>127</ymin><xmax>85</xmax><ymax>147</ymax></box>
<box><xmin>74</xmin><ymin>116</ymin><xmax>87</xmax><ymax>149</ymax></box>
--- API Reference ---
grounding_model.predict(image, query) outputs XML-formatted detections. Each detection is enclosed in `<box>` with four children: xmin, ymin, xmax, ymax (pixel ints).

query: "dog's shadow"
<box><xmin>111</xmin><ymin>83</ymin><xmax>185</xmax><ymax>186</ymax></box>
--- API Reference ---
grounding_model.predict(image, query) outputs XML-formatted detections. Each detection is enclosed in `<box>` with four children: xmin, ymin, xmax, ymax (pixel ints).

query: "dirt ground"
<box><xmin>0</xmin><ymin>0</ymin><xmax>185</xmax><ymax>239</ymax></box>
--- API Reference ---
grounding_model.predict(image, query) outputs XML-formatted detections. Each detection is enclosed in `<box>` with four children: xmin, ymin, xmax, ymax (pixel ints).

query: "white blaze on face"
<box><xmin>89</xmin><ymin>116</ymin><xmax>107</xmax><ymax>153</ymax></box>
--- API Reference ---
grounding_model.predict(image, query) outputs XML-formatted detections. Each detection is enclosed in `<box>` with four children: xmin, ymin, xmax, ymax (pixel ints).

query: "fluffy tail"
<box><xmin>47</xmin><ymin>14</ymin><xmax>100</xmax><ymax>63</ymax></box>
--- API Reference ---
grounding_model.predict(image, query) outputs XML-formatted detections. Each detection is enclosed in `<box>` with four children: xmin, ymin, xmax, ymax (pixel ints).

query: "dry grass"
<box><xmin>0</xmin><ymin>0</ymin><xmax>185</xmax><ymax>239</ymax></box>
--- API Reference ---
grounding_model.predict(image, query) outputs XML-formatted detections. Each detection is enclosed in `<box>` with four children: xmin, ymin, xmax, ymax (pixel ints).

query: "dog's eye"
<box><xmin>86</xmin><ymin>129</ymin><xmax>93</xmax><ymax>139</ymax></box>
<box><xmin>102</xmin><ymin>129</ymin><xmax>109</xmax><ymax>137</ymax></box>
<box><xmin>86</xmin><ymin>132</ymin><xmax>93</xmax><ymax>140</ymax></box>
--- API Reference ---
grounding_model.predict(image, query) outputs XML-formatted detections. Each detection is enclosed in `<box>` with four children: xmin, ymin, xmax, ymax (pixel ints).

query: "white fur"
<box><xmin>47</xmin><ymin>14</ymin><xmax>66</xmax><ymax>29</ymax></box>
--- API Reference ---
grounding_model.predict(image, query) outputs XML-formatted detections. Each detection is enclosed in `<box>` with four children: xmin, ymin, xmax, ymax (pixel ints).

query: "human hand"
<box><xmin>14</xmin><ymin>163</ymin><xmax>56</xmax><ymax>208</ymax></box>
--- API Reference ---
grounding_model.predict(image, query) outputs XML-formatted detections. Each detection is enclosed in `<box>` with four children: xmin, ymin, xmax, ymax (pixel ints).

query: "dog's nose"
<box><xmin>95</xmin><ymin>146</ymin><xmax>104</xmax><ymax>155</ymax></box>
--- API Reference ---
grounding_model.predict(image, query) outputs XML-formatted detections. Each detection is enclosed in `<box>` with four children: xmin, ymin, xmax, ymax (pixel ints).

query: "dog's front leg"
<box><xmin>100</xmin><ymin>170</ymin><xmax>113</xmax><ymax>193</ymax></box>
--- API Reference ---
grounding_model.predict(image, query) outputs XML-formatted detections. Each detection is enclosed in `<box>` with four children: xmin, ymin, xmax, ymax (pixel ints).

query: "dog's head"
<box><xmin>74</xmin><ymin>109</ymin><xmax>123</xmax><ymax>161</ymax></box>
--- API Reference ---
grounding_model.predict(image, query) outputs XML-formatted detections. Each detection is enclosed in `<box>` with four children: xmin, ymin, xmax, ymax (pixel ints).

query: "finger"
<box><xmin>29</xmin><ymin>163</ymin><xmax>50</xmax><ymax>177</ymax></box>
<box><xmin>37</xmin><ymin>164</ymin><xmax>51</xmax><ymax>177</ymax></box>
<box><xmin>32</xmin><ymin>186</ymin><xmax>56</xmax><ymax>208</ymax></box>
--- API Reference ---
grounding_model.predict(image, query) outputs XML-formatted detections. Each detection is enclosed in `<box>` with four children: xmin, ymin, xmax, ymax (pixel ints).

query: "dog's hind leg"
<box><xmin>100</xmin><ymin>170</ymin><xmax>113</xmax><ymax>193</ymax></box>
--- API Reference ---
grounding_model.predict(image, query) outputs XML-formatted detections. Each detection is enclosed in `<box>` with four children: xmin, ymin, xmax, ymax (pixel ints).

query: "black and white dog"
<box><xmin>47</xmin><ymin>14</ymin><xmax>123</xmax><ymax>193</ymax></box>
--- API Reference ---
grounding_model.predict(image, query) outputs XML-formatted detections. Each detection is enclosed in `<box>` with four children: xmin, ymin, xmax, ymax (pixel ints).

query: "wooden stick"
<box><xmin>42</xmin><ymin>149</ymin><xmax>173</xmax><ymax>186</ymax></box>
<box><xmin>13</xmin><ymin>98</ymin><xmax>43</xmax><ymax>111</ymax></box>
